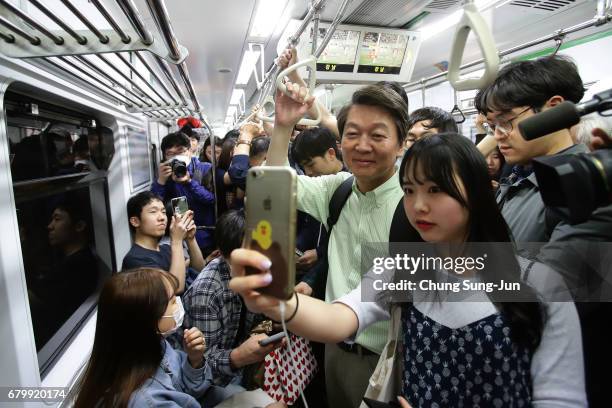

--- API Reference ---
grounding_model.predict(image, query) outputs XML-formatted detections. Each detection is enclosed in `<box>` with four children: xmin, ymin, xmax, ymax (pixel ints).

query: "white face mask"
<box><xmin>160</xmin><ymin>296</ymin><xmax>185</xmax><ymax>337</ymax></box>
<box><xmin>171</xmin><ymin>154</ymin><xmax>190</xmax><ymax>165</ymax></box>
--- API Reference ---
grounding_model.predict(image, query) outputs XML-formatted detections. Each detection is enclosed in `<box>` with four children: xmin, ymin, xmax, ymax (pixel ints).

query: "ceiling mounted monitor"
<box><xmin>280</xmin><ymin>20</ymin><xmax>422</xmax><ymax>83</ymax></box>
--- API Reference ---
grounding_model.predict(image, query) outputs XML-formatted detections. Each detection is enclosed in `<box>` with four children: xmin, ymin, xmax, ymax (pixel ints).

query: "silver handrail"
<box><xmin>29</xmin><ymin>0</ymin><xmax>87</xmax><ymax>45</ymax></box>
<box><xmin>145</xmin><ymin>0</ymin><xmax>203</xmax><ymax>115</ymax></box>
<box><xmin>45</xmin><ymin>57</ymin><xmax>138</xmax><ymax>107</ymax></box>
<box><xmin>0</xmin><ymin>0</ymin><xmax>63</xmax><ymax>45</ymax></box>
<box><xmin>145</xmin><ymin>0</ymin><xmax>181</xmax><ymax>61</ymax></box>
<box><xmin>134</xmin><ymin>51</ymin><xmax>180</xmax><ymax>104</ymax></box>
<box><xmin>90</xmin><ymin>0</ymin><xmax>131</xmax><ymax>44</ymax></box>
<box><xmin>96</xmin><ymin>54</ymin><xmax>161</xmax><ymax>105</ymax></box>
<box><xmin>155</xmin><ymin>56</ymin><xmax>188</xmax><ymax>106</ymax></box>
<box><xmin>116</xmin><ymin>0</ymin><xmax>154</xmax><ymax>45</ymax></box>
<box><xmin>115</xmin><ymin>52</ymin><xmax>171</xmax><ymax>105</ymax></box>
<box><xmin>404</xmin><ymin>12</ymin><xmax>612</xmax><ymax>93</ymax></box>
<box><xmin>0</xmin><ymin>0</ymin><xmax>205</xmax><ymax>124</ymax></box>
<box><xmin>177</xmin><ymin>62</ymin><xmax>200</xmax><ymax>112</ymax></box>
<box><xmin>0</xmin><ymin>31</ymin><xmax>14</xmax><ymax>43</ymax></box>
<box><xmin>59</xmin><ymin>0</ymin><xmax>109</xmax><ymax>44</ymax></box>
<box><xmin>0</xmin><ymin>15</ymin><xmax>40</xmax><ymax>45</ymax></box>
<box><xmin>76</xmin><ymin>55</ymin><xmax>152</xmax><ymax>106</ymax></box>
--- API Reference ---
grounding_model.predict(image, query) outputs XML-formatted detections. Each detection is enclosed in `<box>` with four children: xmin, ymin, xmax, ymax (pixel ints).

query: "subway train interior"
<box><xmin>1</xmin><ymin>0</ymin><xmax>612</xmax><ymax>407</ymax></box>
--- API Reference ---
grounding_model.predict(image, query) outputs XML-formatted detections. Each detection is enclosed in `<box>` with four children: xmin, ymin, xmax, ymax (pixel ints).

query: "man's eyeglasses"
<box><xmin>488</xmin><ymin>107</ymin><xmax>534</xmax><ymax>135</ymax></box>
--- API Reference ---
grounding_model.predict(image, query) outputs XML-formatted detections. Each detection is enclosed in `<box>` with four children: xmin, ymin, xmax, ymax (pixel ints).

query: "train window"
<box><xmin>5</xmin><ymin>91</ymin><xmax>114</xmax><ymax>375</ymax></box>
<box><xmin>126</xmin><ymin>126</ymin><xmax>152</xmax><ymax>192</ymax></box>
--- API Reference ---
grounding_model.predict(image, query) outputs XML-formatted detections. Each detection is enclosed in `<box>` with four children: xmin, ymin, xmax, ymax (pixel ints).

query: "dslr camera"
<box><xmin>518</xmin><ymin>87</ymin><xmax>612</xmax><ymax>224</ymax></box>
<box><xmin>168</xmin><ymin>155</ymin><xmax>189</xmax><ymax>178</ymax></box>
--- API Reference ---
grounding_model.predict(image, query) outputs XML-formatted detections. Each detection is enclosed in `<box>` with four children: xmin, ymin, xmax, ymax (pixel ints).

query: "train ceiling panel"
<box><xmin>342</xmin><ymin>0</ymin><xmax>428</xmax><ymax>27</ymax></box>
<box><xmin>162</xmin><ymin>0</ymin><xmax>256</xmax><ymax>126</ymax></box>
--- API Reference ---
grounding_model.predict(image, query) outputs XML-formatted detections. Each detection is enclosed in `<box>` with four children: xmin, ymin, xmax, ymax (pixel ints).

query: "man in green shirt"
<box><xmin>267</xmin><ymin>82</ymin><xmax>408</xmax><ymax>408</ymax></box>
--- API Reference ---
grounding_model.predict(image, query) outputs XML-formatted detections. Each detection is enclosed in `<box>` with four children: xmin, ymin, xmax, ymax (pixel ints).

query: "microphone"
<box><xmin>518</xmin><ymin>88</ymin><xmax>612</xmax><ymax>141</ymax></box>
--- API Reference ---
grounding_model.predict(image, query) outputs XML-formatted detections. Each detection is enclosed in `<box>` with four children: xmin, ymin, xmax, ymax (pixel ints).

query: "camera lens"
<box><xmin>170</xmin><ymin>159</ymin><xmax>187</xmax><ymax>178</ymax></box>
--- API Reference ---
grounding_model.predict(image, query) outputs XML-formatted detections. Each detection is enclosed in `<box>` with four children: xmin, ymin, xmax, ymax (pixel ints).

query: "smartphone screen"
<box><xmin>245</xmin><ymin>167</ymin><xmax>297</xmax><ymax>300</ymax></box>
<box><xmin>171</xmin><ymin>196</ymin><xmax>188</xmax><ymax>217</ymax></box>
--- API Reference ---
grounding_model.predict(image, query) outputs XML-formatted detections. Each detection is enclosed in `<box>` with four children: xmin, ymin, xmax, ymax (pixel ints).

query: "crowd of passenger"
<box><xmin>72</xmin><ymin>47</ymin><xmax>612</xmax><ymax>408</ymax></box>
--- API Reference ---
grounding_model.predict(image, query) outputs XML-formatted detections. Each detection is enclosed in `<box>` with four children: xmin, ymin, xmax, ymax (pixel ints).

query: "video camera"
<box><xmin>517</xmin><ymin>88</ymin><xmax>612</xmax><ymax>224</ymax></box>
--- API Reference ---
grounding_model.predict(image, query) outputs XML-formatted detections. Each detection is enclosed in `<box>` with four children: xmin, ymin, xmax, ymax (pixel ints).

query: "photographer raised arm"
<box><xmin>228</xmin><ymin>248</ymin><xmax>359</xmax><ymax>343</ymax></box>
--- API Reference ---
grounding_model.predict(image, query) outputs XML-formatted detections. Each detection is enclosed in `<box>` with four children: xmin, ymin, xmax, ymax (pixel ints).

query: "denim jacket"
<box><xmin>128</xmin><ymin>340</ymin><xmax>213</xmax><ymax>408</ymax></box>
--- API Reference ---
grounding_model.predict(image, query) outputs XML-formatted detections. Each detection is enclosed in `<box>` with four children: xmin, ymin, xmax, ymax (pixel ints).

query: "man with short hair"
<box><xmin>476</xmin><ymin>55</ymin><xmax>612</xmax><ymax>408</ymax></box>
<box><xmin>406</xmin><ymin>106</ymin><xmax>458</xmax><ymax>148</ymax></box>
<box><xmin>475</xmin><ymin>55</ymin><xmax>586</xmax><ymax>245</ymax></box>
<box><xmin>122</xmin><ymin>191</ymin><xmax>204</xmax><ymax>293</ymax></box>
<box><xmin>152</xmin><ymin>132</ymin><xmax>216</xmax><ymax>254</ymax></box>
<box><xmin>267</xmin><ymin>82</ymin><xmax>407</xmax><ymax>408</ymax></box>
<box><xmin>291</xmin><ymin>127</ymin><xmax>344</xmax><ymax>177</ymax></box>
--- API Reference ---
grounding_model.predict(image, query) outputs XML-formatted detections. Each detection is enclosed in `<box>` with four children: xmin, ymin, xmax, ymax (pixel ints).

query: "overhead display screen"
<box><xmin>283</xmin><ymin>20</ymin><xmax>422</xmax><ymax>83</ymax></box>
<box><xmin>357</xmin><ymin>32</ymin><xmax>409</xmax><ymax>74</ymax></box>
<box><xmin>314</xmin><ymin>28</ymin><xmax>361</xmax><ymax>73</ymax></box>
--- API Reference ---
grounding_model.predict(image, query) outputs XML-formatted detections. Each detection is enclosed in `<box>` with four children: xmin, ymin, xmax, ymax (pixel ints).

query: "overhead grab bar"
<box><xmin>45</xmin><ymin>57</ymin><xmax>139</xmax><ymax>107</ymax></box>
<box><xmin>134</xmin><ymin>51</ymin><xmax>180</xmax><ymax>105</ymax></box>
<box><xmin>154</xmin><ymin>56</ymin><xmax>188</xmax><ymax>106</ymax></box>
<box><xmin>59</xmin><ymin>0</ymin><xmax>109</xmax><ymax>44</ymax></box>
<box><xmin>0</xmin><ymin>15</ymin><xmax>40</xmax><ymax>45</ymax></box>
<box><xmin>145</xmin><ymin>0</ymin><xmax>202</xmax><ymax>114</ymax></box>
<box><xmin>447</xmin><ymin>0</ymin><xmax>499</xmax><ymax>91</ymax></box>
<box><xmin>96</xmin><ymin>54</ymin><xmax>161</xmax><ymax>105</ymax></box>
<box><xmin>405</xmin><ymin>11</ymin><xmax>611</xmax><ymax>93</ymax></box>
<box><xmin>0</xmin><ymin>0</ymin><xmax>63</xmax><ymax>45</ymax></box>
<box><xmin>90</xmin><ymin>0</ymin><xmax>131</xmax><ymax>44</ymax></box>
<box><xmin>116</xmin><ymin>0</ymin><xmax>154</xmax><ymax>45</ymax></box>
<box><xmin>257</xmin><ymin>0</ymin><xmax>353</xmax><ymax>126</ymax></box>
<box><xmin>0</xmin><ymin>31</ymin><xmax>14</xmax><ymax>43</ymax></box>
<box><xmin>250</xmin><ymin>0</ymin><xmax>323</xmax><ymax>111</ymax></box>
<box><xmin>115</xmin><ymin>52</ymin><xmax>171</xmax><ymax>105</ymax></box>
<box><xmin>178</xmin><ymin>62</ymin><xmax>202</xmax><ymax>113</ymax></box>
<box><xmin>28</xmin><ymin>0</ymin><xmax>87</xmax><ymax>45</ymax></box>
<box><xmin>144</xmin><ymin>0</ymin><xmax>188</xmax><ymax>63</ymax></box>
<box><xmin>76</xmin><ymin>55</ymin><xmax>152</xmax><ymax>106</ymax></box>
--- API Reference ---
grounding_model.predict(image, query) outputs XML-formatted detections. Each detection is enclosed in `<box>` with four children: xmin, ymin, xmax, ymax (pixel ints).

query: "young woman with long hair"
<box><xmin>74</xmin><ymin>268</ymin><xmax>211</xmax><ymax>408</ymax></box>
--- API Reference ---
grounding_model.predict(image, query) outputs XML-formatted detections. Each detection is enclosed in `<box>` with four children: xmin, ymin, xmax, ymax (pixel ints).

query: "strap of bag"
<box><xmin>326</xmin><ymin>176</ymin><xmax>354</xmax><ymax>232</ymax></box>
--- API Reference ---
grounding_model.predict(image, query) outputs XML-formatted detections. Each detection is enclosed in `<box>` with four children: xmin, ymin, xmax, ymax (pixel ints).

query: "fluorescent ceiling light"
<box><xmin>420</xmin><ymin>0</ymin><xmax>503</xmax><ymax>41</ymax></box>
<box><xmin>250</xmin><ymin>0</ymin><xmax>287</xmax><ymax>38</ymax></box>
<box><xmin>236</xmin><ymin>49</ymin><xmax>261</xmax><ymax>85</ymax></box>
<box><xmin>230</xmin><ymin>88</ymin><xmax>245</xmax><ymax>105</ymax></box>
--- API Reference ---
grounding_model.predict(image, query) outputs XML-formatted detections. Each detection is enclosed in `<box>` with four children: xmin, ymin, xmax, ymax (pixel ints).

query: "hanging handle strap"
<box><xmin>275</xmin><ymin>55</ymin><xmax>321</xmax><ymax>126</ymax></box>
<box><xmin>447</xmin><ymin>2</ymin><xmax>499</xmax><ymax>91</ymax></box>
<box><xmin>256</xmin><ymin>56</ymin><xmax>321</xmax><ymax>126</ymax></box>
<box><xmin>256</xmin><ymin>95</ymin><xmax>277</xmax><ymax>124</ymax></box>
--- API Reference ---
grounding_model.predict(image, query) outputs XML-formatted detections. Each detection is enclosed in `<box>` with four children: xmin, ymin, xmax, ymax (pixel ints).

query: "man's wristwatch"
<box><xmin>236</xmin><ymin>139</ymin><xmax>251</xmax><ymax>146</ymax></box>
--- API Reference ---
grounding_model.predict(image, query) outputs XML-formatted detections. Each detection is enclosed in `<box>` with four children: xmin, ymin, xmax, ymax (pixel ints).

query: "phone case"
<box><xmin>171</xmin><ymin>196</ymin><xmax>188</xmax><ymax>216</ymax></box>
<box><xmin>245</xmin><ymin>166</ymin><xmax>297</xmax><ymax>300</ymax></box>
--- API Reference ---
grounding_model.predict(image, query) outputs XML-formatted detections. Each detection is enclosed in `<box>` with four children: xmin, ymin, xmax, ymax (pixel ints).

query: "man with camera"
<box><xmin>476</xmin><ymin>55</ymin><xmax>612</xmax><ymax>408</ymax></box>
<box><xmin>152</xmin><ymin>131</ymin><xmax>216</xmax><ymax>255</ymax></box>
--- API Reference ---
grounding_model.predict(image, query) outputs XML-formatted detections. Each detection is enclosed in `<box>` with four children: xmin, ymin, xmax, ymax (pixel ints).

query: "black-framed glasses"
<box><xmin>489</xmin><ymin>107</ymin><xmax>534</xmax><ymax>135</ymax></box>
